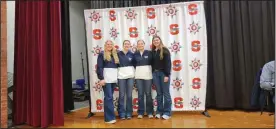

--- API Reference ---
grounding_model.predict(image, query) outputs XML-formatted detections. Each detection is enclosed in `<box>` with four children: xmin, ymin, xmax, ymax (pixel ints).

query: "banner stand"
<box><xmin>86</xmin><ymin>112</ymin><xmax>95</xmax><ymax>119</ymax></box>
<box><xmin>83</xmin><ymin>15</ymin><xmax>95</xmax><ymax>119</ymax></box>
<box><xmin>201</xmin><ymin>109</ymin><xmax>211</xmax><ymax>117</ymax></box>
<box><xmin>84</xmin><ymin>1</ymin><xmax>209</xmax><ymax>116</ymax></box>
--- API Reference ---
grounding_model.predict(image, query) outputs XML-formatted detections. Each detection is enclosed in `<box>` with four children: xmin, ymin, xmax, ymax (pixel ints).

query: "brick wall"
<box><xmin>1</xmin><ymin>1</ymin><xmax>7</xmax><ymax>128</ymax></box>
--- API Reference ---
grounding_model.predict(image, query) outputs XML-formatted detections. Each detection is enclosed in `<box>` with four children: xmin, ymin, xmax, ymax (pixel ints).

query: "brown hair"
<box><xmin>104</xmin><ymin>40</ymin><xmax>119</xmax><ymax>64</ymax></box>
<box><xmin>122</xmin><ymin>40</ymin><xmax>131</xmax><ymax>46</ymax></box>
<box><xmin>136</xmin><ymin>39</ymin><xmax>145</xmax><ymax>51</ymax></box>
<box><xmin>151</xmin><ymin>35</ymin><xmax>166</xmax><ymax>60</ymax></box>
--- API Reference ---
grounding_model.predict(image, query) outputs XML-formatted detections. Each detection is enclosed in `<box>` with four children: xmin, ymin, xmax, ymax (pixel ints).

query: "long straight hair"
<box><xmin>151</xmin><ymin>35</ymin><xmax>165</xmax><ymax>60</ymax></box>
<box><xmin>104</xmin><ymin>40</ymin><xmax>119</xmax><ymax>64</ymax></box>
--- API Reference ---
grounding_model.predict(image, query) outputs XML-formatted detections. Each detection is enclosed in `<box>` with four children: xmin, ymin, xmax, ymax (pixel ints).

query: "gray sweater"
<box><xmin>260</xmin><ymin>60</ymin><xmax>275</xmax><ymax>90</ymax></box>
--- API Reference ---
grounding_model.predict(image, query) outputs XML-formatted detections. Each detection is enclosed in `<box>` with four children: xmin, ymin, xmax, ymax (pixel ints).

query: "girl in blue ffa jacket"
<box><xmin>134</xmin><ymin>40</ymin><xmax>154</xmax><ymax>119</ymax></box>
<box><xmin>117</xmin><ymin>40</ymin><xmax>135</xmax><ymax>120</ymax></box>
<box><xmin>151</xmin><ymin>35</ymin><xmax>172</xmax><ymax>120</ymax></box>
<box><xmin>96</xmin><ymin>40</ymin><xmax>120</xmax><ymax>124</ymax></box>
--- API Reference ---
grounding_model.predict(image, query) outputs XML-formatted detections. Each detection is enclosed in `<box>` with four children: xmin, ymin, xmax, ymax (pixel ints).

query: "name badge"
<box><xmin>144</xmin><ymin>56</ymin><xmax>148</xmax><ymax>58</ymax></box>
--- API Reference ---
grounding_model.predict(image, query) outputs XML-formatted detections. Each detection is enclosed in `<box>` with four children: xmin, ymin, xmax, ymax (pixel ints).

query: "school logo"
<box><xmin>147</xmin><ymin>25</ymin><xmax>159</xmax><ymax>36</ymax></box>
<box><xmin>113</xmin><ymin>97</ymin><xmax>119</xmax><ymax>110</ymax></box>
<box><xmin>171</xmin><ymin>77</ymin><xmax>184</xmax><ymax>91</ymax></box>
<box><xmin>89</xmin><ymin>11</ymin><xmax>101</xmax><ymax>23</ymax></box>
<box><xmin>190</xmin><ymin>96</ymin><xmax>201</xmax><ymax>109</ymax></box>
<box><xmin>188</xmin><ymin>3</ymin><xmax>198</xmax><ymax>15</ymax></box>
<box><xmin>169</xmin><ymin>41</ymin><xmax>182</xmax><ymax>54</ymax></box>
<box><xmin>131</xmin><ymin>44</ymin><xmax>137</xmax><ymax>53</ymax></box>
<box><xmin>93</xmin><ymin>81</ymin><xmax>102</xmax><ymax>93</ymax></box>
<box><xmin>96</xmin><ymin>99</ymin><xmax>103</xmax><ymax>110</ymax></box>
<box><xmin>189</xmin><ymin>58</ymin><xmax>202</xmax><ymax>72</ymax></box>
<box><xmin>125</xmin><ymin>8</ymin><xmax>137</xmax><ymax>21</ymax></box>
<box><xmin>133</xmin><ymin>98</ymin><xmax>139</xmax><ymax>109</ymax></box>
<box><xmin>191</xmin><ymin>40</ymin><xmax>201</xmax><ymax>52</ymax></box>
<box><xmin>133</xmin><ymin>82</ymin><xmax>138</xmax><ymax>92</ymax></box>
<box><xmin>92</xmin><ymin>29</ymin><xmax>102</xmax><ymax>40</ymax></box>
<box><xmin>191</xmin><ymin>77</ymin><xmax>201</xmax><ymax>89</ymax></box>
<box><xmin>172</xmin><ymin>60</ymin><xmax>182</xmax><ymax>71</ymax></box>
<box><xmin>146</xmin><ymin>8</ymin><xmax>156</xmax><ymax>19</ymax></box>
<box><xmin>165</xmin><ymin>4</ymin><xmax>178</xmax><ymax>18</ymax></box>
<box><xmin>114</xmin><ymin>45</ymin><xmax>120</xmax><ymax>50</ymax></box>
<box><xmin>153</xmin><ymin>98</ymin><xmax>158</xmax><ymax>107</ymax></box>
<box><xmin>129</xmin><ymin>27</ymin><xmax>138</xmax><ymax>38</ymax></box>
<box><xmin>174</xmin><ymin>97</ymin><xmax>184</xmax><ymax>108</ymax></box>
<box><xmin>91</xmin><ymin>45</ymin><xmax>102</xmax><ymax>56</ymax></box>
<box><xmin>109</xmin><ymin>27</ymin><xmax>119</xmax><ymax>40</ymax></box>
<box><xmin>169</xmin><ymin>24</ymin><xmax>179</xmax><ymax>35</ymax></box>
<box><xmin>188</xmin><ymin>21</ymin><xmax>201</xmax><ymax>34</ymax></box>
<box><xmin>109</xmin><ymin>10</ymin><xmax>116</xmax><ymax>21</ymax></box>
<box><xmin>114</xmin><ymin>83</ymin><xmax>119</xmax><ymax>91</ymax></box>
<box><xmin>152</xmin><ymin>84</ymin><xmax>156</xmax><ymax>90</ymax></box>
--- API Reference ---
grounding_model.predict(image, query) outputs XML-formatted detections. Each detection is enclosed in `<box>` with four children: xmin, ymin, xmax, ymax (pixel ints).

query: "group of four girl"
<box><xmin>96</xmin><ymin>36</ymin><xmax>172</xmax><ymax>124</ymax></box>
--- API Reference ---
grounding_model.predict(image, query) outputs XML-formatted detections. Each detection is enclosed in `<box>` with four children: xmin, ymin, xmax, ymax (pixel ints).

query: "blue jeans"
<box><xmin>136</xmin><ymin>79</ymin><xmax>154</xmax><ymax>115</ymax></box>
<box><xmin>118</xmin><ymin>78</ymin><xmax>134</xmax><ymax>118</ymax></box>
<box><xmin>152</xmin><ymin>71</ymin><xmax>172</xmax><ymax>116</ymax></box>
<box><xmin>102</xmin><ymin>83</ymin><xmax>116</xmax><ymax>122</ymax></box>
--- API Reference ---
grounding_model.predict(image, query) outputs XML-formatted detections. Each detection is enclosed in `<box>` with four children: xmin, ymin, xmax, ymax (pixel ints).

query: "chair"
<box><xmin>7</xmin><ymin>72</ymin><xmax>14</xmax><ymax>119</ymax></box>
<box><xmin>261</xmin><ymin>89</ymin><xmax>275</xmax><ymax>115</ymax></box>
<box><xmin>250</xmin><ymin>68</ymin><xmax>274</xmax><ymax>115</ymax></box>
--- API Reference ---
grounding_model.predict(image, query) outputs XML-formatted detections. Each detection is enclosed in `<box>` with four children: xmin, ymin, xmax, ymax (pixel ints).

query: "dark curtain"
<box><xmin>61</xmin><ymin>0</ymin><xmax>74</xmax><ymax>112</ymax></box>
<box><xmin>204</xmin><ymin>0</ymin><xmax>275</xmax><ymax>110</ymax></box>
<box><xmin>89</xmin><ymin>0</ymin><xmax>275</xmax><ymax>110</ymax></box>
<box><xmin>13</xmin><ymin>1</ymin><xmax>64</xmax><ymax>127</ymax></box>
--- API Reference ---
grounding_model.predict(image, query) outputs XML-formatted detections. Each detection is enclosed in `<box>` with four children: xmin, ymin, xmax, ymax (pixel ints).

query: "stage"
<box><xmin>16</xmin><ymin>107</ymin><xmax>274</xmax><ymax>128</ymax></box>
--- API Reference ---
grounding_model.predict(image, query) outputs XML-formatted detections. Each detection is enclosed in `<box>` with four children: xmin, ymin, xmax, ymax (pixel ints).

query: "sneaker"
<box><xmin>137</xmin><ymin>115</ymin><xmax>143</xmax><ymax>119</ymax></box>
<box><xmin>155</xmin><ymin>114</ymin><xmax>161</xmax><ymax>119</ymax></box>
<box><xmin>162</xmin><ymin>115</ymin><xmax>170</xmax><ymax>120</ymax></box>
<box><xmin>148</xmin><ymin>114</ymin><xmax>154</xmax><ymax>119</ymax></box>
<box><xmin>127</xmin><ymin>116</ymin><xmax>132</xmax><ymax>120</ymax></box>
<box><xmin>120</xmin><ymin>117</ymin><xmax>125</xmax><ymax>120</ymax></box>
<box><xmin>105</xmin><ymin>120</ymin><xmax>116</xmax><ymax>124</ymax></box>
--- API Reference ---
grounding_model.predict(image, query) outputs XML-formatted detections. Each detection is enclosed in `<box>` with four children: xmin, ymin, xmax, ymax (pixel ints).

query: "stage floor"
<box><xmin>16</xmin><ymin>107</ymin><xmax>274</xmax><ymax>128</ymax></box>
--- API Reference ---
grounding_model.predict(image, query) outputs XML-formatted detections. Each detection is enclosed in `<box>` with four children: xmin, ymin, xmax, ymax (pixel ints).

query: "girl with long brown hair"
<box><xmin>151</xmin><ymin>36</ymin><xmax>172</xmax><ymax>120</ymax></box>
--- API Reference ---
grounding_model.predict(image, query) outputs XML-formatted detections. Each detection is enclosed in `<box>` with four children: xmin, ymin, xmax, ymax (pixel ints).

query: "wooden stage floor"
<box><xmin>16</xmin><ymin>107</ymin><xmax>275</xmax><ymax>128</ymax></box>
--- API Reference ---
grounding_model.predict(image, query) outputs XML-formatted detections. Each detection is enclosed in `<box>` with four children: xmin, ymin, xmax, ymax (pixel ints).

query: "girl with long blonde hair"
<box><xmin>96</xmin><ymin>40</ymin><xmax>119</xmax><ymax>124</ymax></box>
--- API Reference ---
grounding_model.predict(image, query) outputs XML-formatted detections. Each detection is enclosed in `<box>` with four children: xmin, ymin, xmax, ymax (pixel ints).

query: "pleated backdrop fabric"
<box><xmin>84</xmin><ymin>1</ymin><xmax>207</xmax><ymax>112</ymax></box>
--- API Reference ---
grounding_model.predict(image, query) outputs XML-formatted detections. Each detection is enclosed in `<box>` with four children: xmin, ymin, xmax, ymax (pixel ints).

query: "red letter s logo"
<box><xmin>169</xmin><ymin>24</ymin><xmax>179</xmax><ymax>35</ymax></box>
<box><xmin>96</xmin><ymin>99</ymin><xmax>103</xmax><ymax>110</ymax></box>
<box><xmin>174</xmin><ymin>97</ymin><xmax>183</xmax><ymax>108</ymax></box>
<box><xmin>146</xmin><ymin>8</ymin><xmax>156</xmax><ymax>19</ymax></box>
<box><xmin>93</xmin><ymin>29</ymin><xmax>102</xmax><ymax>40</ymax></box>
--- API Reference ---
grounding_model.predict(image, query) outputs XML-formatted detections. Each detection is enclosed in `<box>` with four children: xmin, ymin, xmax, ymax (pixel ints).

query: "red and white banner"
<box><xmin>84</xmin><ymin>1</ymin><xmax>207</xmax><ymax>112</ymax></box>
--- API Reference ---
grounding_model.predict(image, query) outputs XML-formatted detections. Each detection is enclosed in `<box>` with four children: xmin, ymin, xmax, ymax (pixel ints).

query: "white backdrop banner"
<box><xmin>84</xmin><ymin>1</ymin><xmax>207</xmax><ymax>112</ymax></box>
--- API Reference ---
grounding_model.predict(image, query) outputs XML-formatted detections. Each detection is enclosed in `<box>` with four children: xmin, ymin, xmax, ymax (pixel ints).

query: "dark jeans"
<box><xmin>102</xmin><ymin>83</ymin><xmax>116</xmax><ymax>122</ymax></box>
<box><xmin>136</xmin><ymin>79</ymin><xmax>154</xmax><ymax>115</ymax></box>
<box><xmin>152</xmin><ymin>71</ymin><xmax>172</xmax><ymax>116</ymax></box>
<box><xmin>118</xmin><ymin>78</ymin><xmax>134</xmax><ymax>118</ymax></box>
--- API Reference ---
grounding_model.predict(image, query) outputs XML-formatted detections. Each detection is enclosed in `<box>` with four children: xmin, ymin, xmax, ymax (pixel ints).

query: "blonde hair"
<box><xmin>104</xmin><ymin>40</ymin><xmax>119</xmax><ymax>64</ymax></box>
<box><xmin>151</xmin><ymin>35</ymin><xmax>166</xmax><ymax>60</ymax></box>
